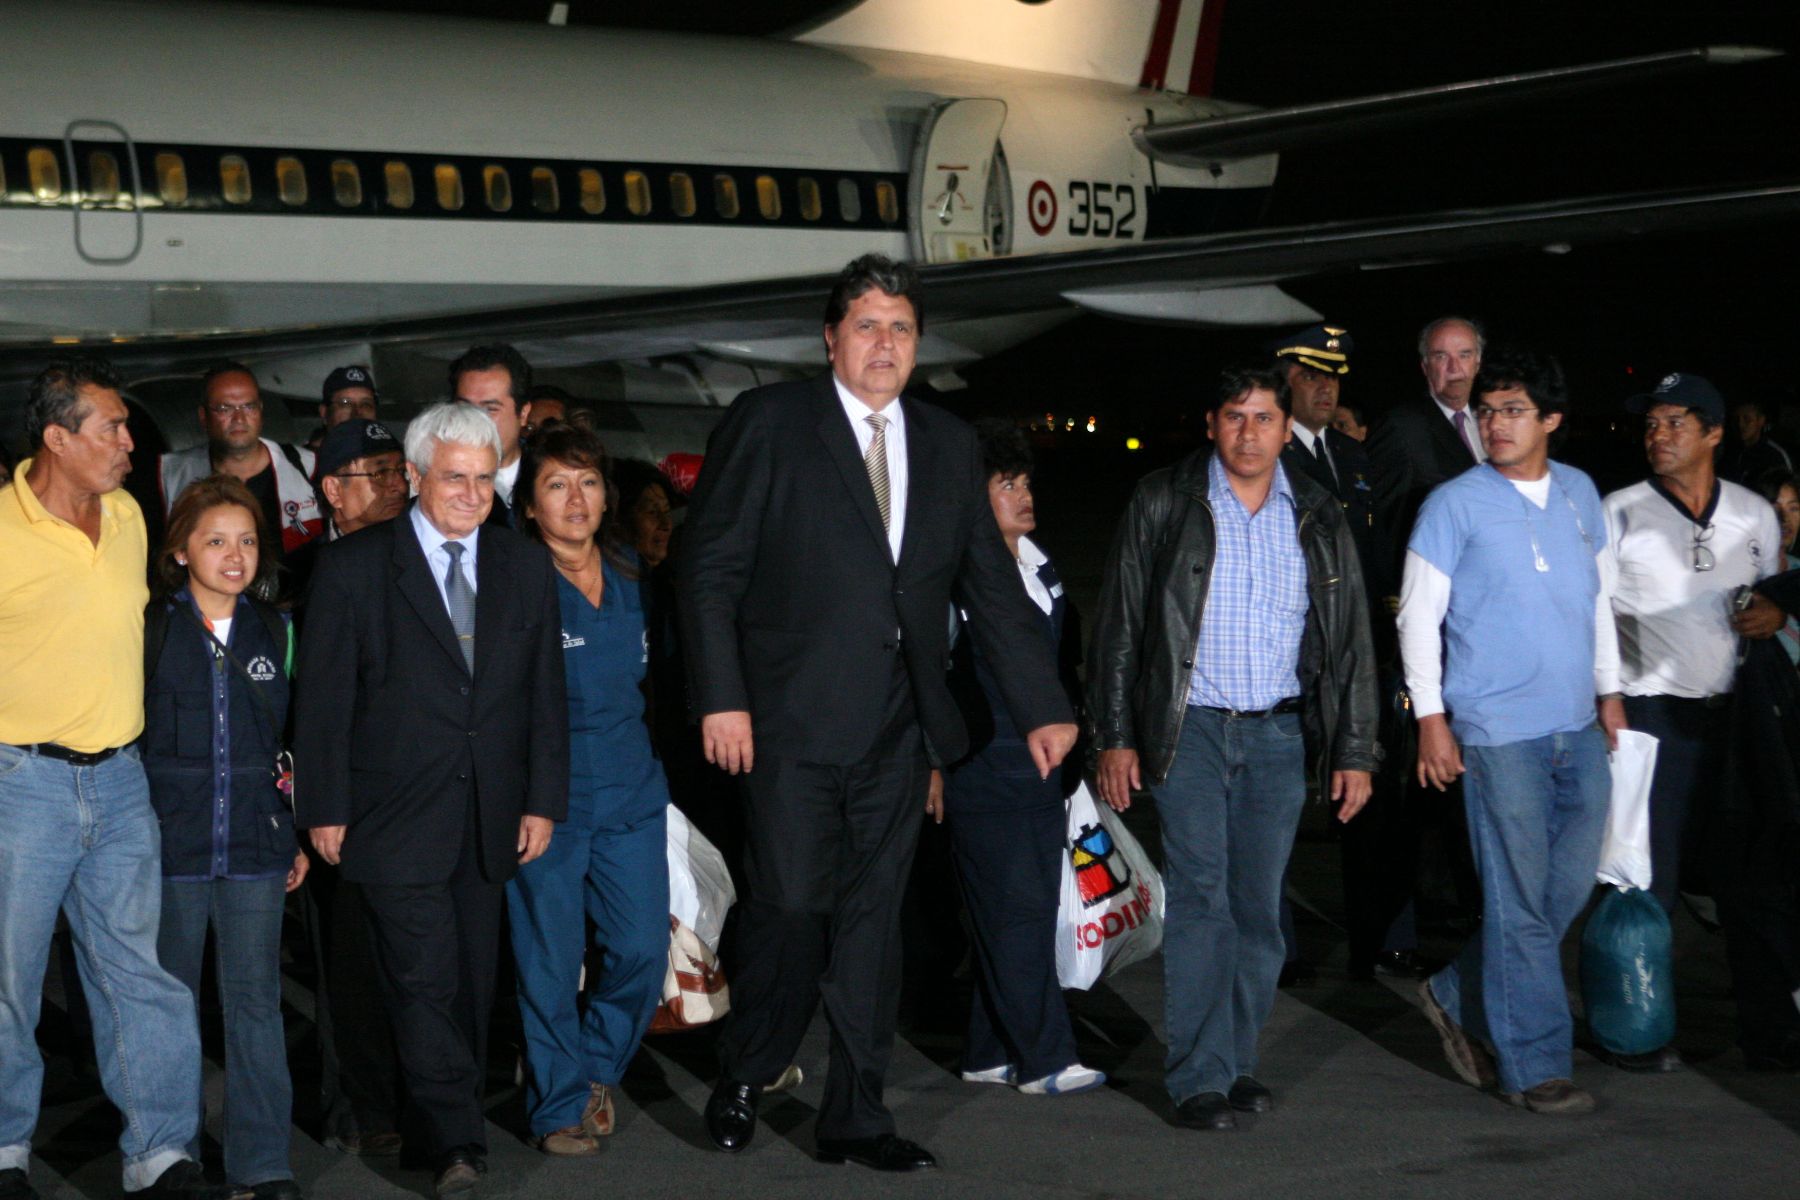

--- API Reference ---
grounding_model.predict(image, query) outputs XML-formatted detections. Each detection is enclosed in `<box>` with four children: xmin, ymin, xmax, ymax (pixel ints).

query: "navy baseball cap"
<box><xmin>313</xmin><ymin>418</ymin><xmax>401</xmax><ymax>481</ymax></box>
<box><xmin>322</xmin><ymin>364</ymin><xmax>376</xmax><ymax>402</ymax></box>
<box><xmin>1626</xmin><ymin>372</ymin><xmax>1725</xmax><ymax>423</ymax></box>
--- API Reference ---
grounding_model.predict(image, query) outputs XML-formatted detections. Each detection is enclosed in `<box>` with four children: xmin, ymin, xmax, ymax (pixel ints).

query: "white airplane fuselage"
<box><xmin>0</xmin><ymin>0</ymin><xmax>1275</xmax><ymax>345</ymax></box>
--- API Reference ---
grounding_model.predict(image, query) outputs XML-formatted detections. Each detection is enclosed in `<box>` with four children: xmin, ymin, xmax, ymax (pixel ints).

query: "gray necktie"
<box><xmin>864</xmin><ymin>413</ymin><xmax>891</xmax><ymax>532</ymax></box>
<box><xmin>442</xmin><ymin>540</ymin><xmax>476</xmax><ymax>673</ymax></box>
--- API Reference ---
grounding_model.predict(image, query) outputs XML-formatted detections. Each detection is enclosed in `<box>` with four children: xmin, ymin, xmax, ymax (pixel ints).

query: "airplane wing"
<box><xmin>47</xmin><ymin>179</ymin><xmax>1791</xmax><ymax>373</ymax></box>
<box><xmin>1135</xmin><ymin>47</ymin><xmax>1782</xmax><ymax>164</ymax></box>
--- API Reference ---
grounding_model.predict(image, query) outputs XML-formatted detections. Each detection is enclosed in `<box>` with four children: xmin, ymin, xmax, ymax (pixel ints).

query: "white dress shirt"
<box><xmin>1016</xmin><ymin>535</ymin><xmax>1054</xmax><ymax>616</ymax></box>
<box><xmin>1289</xmin><ymin>423</ymin><xmax>1335</xmax><ymax>480</ymax></box>
<box><xmin>834</xmin><ymin>375</ymin><xmax>908</xmax><ymax>562</ymax></box>
<box><xmin>494</xmin><ymin>456</ymin><xmax>522</xmax><ymax>508</ymax></box>
<box><xmin>411</xmin><ymin>503</ymin><xmax>480</xmax><ymax>615</ymax></box>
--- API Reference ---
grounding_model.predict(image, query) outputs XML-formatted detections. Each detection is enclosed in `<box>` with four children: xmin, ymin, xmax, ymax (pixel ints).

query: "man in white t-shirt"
<box><xmin>1603</xmin><ymin>371</ymin><xmax>1785</xmax><ymax>1072</ymax></box>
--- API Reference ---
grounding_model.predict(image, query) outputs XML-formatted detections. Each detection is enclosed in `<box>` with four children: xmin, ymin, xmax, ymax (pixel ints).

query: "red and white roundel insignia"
<box><xmin>1027</xmin><ymin>180</ymin><xmax>1057</xmax><ymax>236</ymax></box>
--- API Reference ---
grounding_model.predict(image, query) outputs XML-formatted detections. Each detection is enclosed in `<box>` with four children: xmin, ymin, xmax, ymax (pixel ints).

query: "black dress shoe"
<box><xmin>433</xmin><ymin>1147</ymin><xmax>485</xmax><ymax>1198</ymax></box>
<box><xmin>1227</xmin><ymin>1075</ymin><xmax>1273</xmax><ymax>1113</ymax></box>
<box><xmin>1592</xmin><ymin>1042</ymin><xmax>1684</xmax><ymax>1073</ymax></box>
<box><xmin>142</xmin><ymin>1161</ymin><xmax>252</xmax><ymax>1200</ymax></box>
<box><xmin>249</xmin><ymin>1181</ymin><xmax>304</xmax><ymax>1200</ymax></box>
<box><xmin>0</xmin><ymin>1167</ymin><xmax>41</xmax><ymax>1200</ymax></box>
<box><xmin>815</xmin><ymin>1133</ymin><xmax>938</xmax><ymax>1171</ymax></box>
<box><xmin>1373</xmin><ymin>950</ymin><xmax>1441</xmax><ymax>980</ymax></box>
<box><xmin>705</xmin><ymin>1079</ymin><xmax>762</xmax><ymax>1153</ymax></box>
<box><xmin>1175</xmin><ymin>1092</ymin><xmax>1237</xmax><ymax>1131</ymax></box>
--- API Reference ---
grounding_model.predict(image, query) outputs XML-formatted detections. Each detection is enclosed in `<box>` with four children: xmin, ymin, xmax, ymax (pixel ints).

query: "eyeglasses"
<box><xmin>205</xmin><ymin>401</ymin><xmax>262</xmax><ymax>416</ymax></box>
<box><xmin>335</xmin><ymin>467</ymin><xmax>407</xmax><ymax>485</ymax></box>
<box><xmin>1473</xmin><ymin>404</ymin><xmax>1540</xmax><ymax>423</ymax></box>
<box><xmin>1692</xmin><ymin>522</ymin><xmax>1715</xmax><ymax>572</ymax></box>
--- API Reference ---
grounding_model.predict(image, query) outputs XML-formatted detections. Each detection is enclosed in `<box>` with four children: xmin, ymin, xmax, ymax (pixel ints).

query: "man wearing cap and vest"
<box><xmin>159</xmin><ymin>363</ymin><xmax>323</xmax><ymax>599</ymax></box>
<box><xmin>320</xmin><ymin>365</ymin><xmax>380</xmax><ymax>431</ymax></box>
<box><xmin>1603</xmin><ymin>372</ymin><xmax>1787</xmax><ymax>1072</ymax></box>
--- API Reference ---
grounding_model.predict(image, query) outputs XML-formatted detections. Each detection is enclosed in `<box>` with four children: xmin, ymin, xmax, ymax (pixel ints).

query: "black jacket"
<box><xmin>292</xmin><ymin>506</ymin><xmax>569</xmax><ymax>885</ymax></box>
<box><xmin>1086</xmin><ymin>449</ymin><xmax>1380</xmax><ymax>789</ymax></box>
<box><xmin>678</xmin><ymin>373</ymin><xmax>1072</xmax><ymax>767</ymax></box>
<box><xmin>1282</xmin><ymin>425</ymin><xmax>1388</xmax><ymax>601</ymax></box>
<box><xmin>1366</xmin><ymin>395</ymin><xmax>1478</xmax><ymax>593</ymax></box>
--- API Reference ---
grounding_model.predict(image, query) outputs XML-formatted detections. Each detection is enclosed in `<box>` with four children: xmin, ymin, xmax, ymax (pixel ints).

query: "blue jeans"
<box><xmin>0</xmin><ymin>744</ymin><xmax>201</xmax><ymax>1192</ymax></box>
<box><xmin>159</xmin><ymin>876</ymin><xmax>293</xmax><ymax>1186</ymax></box>
<box><xmin>1152</xmin><ymin>706</ymin><xmax>1308</xmax><ymax>1102</ymax></box>
<box><xmin>1429</xmin><ymin>728</ymin><xmax>1609</xmax><ymax>1093</ymax></box>
<box><xmin>508</xmin><ymin>795</ymin><xmax>668</xmax><ymax>1138</ymax></box>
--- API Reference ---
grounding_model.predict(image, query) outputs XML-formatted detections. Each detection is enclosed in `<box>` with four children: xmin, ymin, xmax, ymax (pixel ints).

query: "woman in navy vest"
<box><xmin>508</xmin><ymin>422</ymin><xmax>670</xmax><ymax>1155</ymax></box>
<box><xmin>941</xmin><ymin>421</ymin><xmax>1104</xmax><ymax>1096</ymax></box>
<box><xmin>145</xmin><ymin>474</ymin><xmax>306</xmax><ymax>1200</ymax></box>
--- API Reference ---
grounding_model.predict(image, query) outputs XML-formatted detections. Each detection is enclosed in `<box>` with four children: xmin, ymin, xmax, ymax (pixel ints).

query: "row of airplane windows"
<box><xmin>0</xmin><ymin>143</ymin><xmax>904</xmax><ymax>225</ymax></box>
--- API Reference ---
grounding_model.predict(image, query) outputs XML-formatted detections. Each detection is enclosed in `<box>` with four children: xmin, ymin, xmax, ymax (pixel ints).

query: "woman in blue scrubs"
<box><xmin>508</xmin><ymin>423</ymin><xmax>669</xmax><ymax>1156</ymax></box>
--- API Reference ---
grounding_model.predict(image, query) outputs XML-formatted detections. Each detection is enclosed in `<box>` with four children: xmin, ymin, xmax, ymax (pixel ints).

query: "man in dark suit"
<box><xmin>680</xmin><ymin>255</ymin><xmax>1078</xmax><ymax>1172</ymax></box>
<box><xmin>1363</xmin><ymin>315</ymin><xmax>1488</xmax><ymax>964</ymax></box>
<box><xmin>294</xmin><ymin>402</ymin><xmax>568</xmax><ymax>1198</ymax></box>
<box><xmin>1367</xmin><ymin>316</ymin><xmax>1486</xmax><ymax>586</ymax></box>
<box><xmin>449</xmin><ymin>344</ymin><xmax>533</xmax><ymax>530</ymax></box>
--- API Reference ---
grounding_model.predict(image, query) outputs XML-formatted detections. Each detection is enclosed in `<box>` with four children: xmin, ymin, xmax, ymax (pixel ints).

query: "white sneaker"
<box><xmin>765</xmin><ymin>1064</ymin><xmax>804</xmax><ymax>1094</ymax></box>
<box><xmin>960</xmin><ymin>1064</ymin><xmax>1017</xmax><ymax>1085</ymax></box>
<box><xmin>1018</xmin><ymin>1064</ymin><xmax>1107</xmax><ymax>1095</ymax></box>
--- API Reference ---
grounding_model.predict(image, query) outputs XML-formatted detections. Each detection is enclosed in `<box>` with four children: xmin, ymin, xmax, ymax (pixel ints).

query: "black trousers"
<box><xmin>360</xmin><ymin>822</ymin><xmax>504</xmax><ymax>1156</ymax></box>
<box><xmin>720</xmin><ymin>666</ymin><xmax>930</xmax><ymax>1140</ymax></box>
<box><xmin>304</xmin><ymin>859</ymin><xmax>403</xmax><ymax>1140</ymax></box>
<box><xmin>1340</xmin><ymin>765</ymin><xmax>1425</xmax><ymax>968</ymax></box>
<box><xmin>943</xmin><ymin>775</ymin><xmax>1075</xmax><ymax>1082</ymax></box>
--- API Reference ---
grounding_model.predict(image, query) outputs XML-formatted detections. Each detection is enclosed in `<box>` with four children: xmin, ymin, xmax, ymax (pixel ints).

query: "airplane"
<box><xmin>0</xmin><ymin>0</ymin><xmax>1793</xmax><ymax>462</ymax></box>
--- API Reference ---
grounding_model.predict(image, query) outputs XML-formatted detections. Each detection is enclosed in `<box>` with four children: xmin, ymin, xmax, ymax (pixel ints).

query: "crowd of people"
<box><xmin>2</xmin><ymin>253</ymin><xmax>1799</xmax><ymax>1200</ymax></box>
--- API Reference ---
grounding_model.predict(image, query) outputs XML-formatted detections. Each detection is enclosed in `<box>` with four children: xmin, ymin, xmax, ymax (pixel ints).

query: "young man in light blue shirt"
<box><xmin>1397</xmin><ymin>347</ymin><xmax>1626</xmax><ymax>1116</ymax></box>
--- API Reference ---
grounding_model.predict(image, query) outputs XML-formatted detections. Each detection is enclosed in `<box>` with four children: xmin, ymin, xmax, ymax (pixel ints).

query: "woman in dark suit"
<box><xmin>941</xmin><ymin>420</ymin><xmax>1103</xmax><ymax>1096</ymax></box>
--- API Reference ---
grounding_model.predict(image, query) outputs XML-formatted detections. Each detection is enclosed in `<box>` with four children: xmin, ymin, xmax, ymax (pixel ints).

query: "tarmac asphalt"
<box><xmin>21</xmin><ymin>802</ymin><xmax>1800</xmax><ymax>1200</ymax></box>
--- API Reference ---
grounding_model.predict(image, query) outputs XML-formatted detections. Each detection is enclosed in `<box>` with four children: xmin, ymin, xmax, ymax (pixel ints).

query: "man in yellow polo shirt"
<box><xmin>0</xmin><ymin>358</ymin><xmax>240</xmax><ymax>1200</ymax></box>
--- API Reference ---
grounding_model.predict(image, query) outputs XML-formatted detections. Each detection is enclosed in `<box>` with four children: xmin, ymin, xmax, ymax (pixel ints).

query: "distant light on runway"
<box><xmin>1126</xmin><ymin>437</ymin><xmax>1142</xmax><ymax>451</ymax></box>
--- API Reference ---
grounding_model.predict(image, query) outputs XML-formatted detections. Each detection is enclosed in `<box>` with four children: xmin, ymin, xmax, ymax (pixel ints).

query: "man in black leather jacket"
<box><xmin>1087</xmin><ymin>366</ymin><xmax>1379</xmax><ymax>1131</ymax></box>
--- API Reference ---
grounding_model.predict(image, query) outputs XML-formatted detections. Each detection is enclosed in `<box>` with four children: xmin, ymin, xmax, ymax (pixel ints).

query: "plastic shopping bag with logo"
<box><xmin>1056</xmin><ymin>782</ymin><xmax>1165</xmax><ymax>990</ymax></box>
<box><xmin>666</xmin><ymin>804</ymin><xmax>736</xmax><ymax>954</ymax></box>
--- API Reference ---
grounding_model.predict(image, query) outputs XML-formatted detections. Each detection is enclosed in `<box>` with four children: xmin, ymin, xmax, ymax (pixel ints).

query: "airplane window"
<box><xmin>435</xmin><ymin>163</ymin><xmax>464</xmax><ymax>211</ymax></box>
<box><xmin>483</xmin><ymin>164</ymin><xmax>512</xmax><ymax>212</ymax></box>
<box><xmin>669</xmin><ymin>172</ymin><xmax>696</xmax><ymax>218</ymax></box>
<box><xmin>531</xmin><ymin>166</ymin><xmax>559</xmax><ymax>213</ymax></box>
<box><xmin>712</xmin><ymin>174</ymin><xmax>740</xmax><ymax>219</ymax></box>
<box><xmin>623</xmin><ymin>170</ymin><xmax>651</xmax><ymax>216</ymax></box>
<box><xmin>156</xmin><ymin>153</ymin><xmax>189</xmax><ymax>205</ymax></box>
<box><xmin>384</xmin><ymin>161</ymin><xmax>413</xmax><ymax>210</ymax></box>
<box><xmin>755</xmin><ymin>175</ymin><xmax>781</xmax><ymax>220</ymax></box>
<box><xmin>578</xmin><ymin>168</ymin><xmax>604</xmax><ymax>215</ymax></box>
<box><xmin>797</xmin><ymin>177</ymin><xmax>822</xmax><ymax>222</ymax></box>
<box><xmin>876</xmin><ymin>181</ymin><xmax>899</xmax><ymax>224</ymax></box>
<box><xmin>28</xmin><ymin>147</ymin><xmax>62</xmax><ymax>201</ymax></box>
<box><xmin>331</xmin><ymin>160</ymin><xmax>362</xmax><ymax>207</ymax></box>
<box><xmin>87</xmin><ymin>151</ymin><xmax>121</xmax><ymax>203</ymax></box>
<box><xmin>220</xmin><ymin>155</ymin><xmax>252</xmax><ymax>205</ymax></box>
<box><xmin>837</xmin><ymin>178</ymin><xmax>861</xmax><ymax>223</ymax></box>
<box><xmin>275</xmin><ymin>156</ymin><xmax>307</xmax><ymax>206</ymax></box>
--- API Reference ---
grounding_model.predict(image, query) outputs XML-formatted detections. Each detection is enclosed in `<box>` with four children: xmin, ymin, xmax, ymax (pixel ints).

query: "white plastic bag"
<box><xmin>666</xmin><ymin>805</ymin><xmax>736</xmax><ymax>953</ymax></box>
<box><xmin>1598</xmin><ymin>729</ymin><xmax>1659</xmax><ymax>890</ymax></box>
<box><xmin>1055</xmin><ymin>782</ymin><xmax>1165</xmax><ymax>990</ymax></box>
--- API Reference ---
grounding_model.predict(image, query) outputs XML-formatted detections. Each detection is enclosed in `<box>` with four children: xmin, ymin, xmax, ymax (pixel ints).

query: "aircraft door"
<box><xmin>908</xmin><ymin>98</ymin><xmax>1008</xmax><ymax>263</ymax></box>
<box><xmin>63</xmin><ymin>120</ymin><xmax>144</xmax><ymax>265</ymax></box>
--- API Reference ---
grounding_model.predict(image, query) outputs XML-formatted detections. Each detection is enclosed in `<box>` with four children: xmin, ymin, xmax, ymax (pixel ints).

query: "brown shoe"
<box><xmin>581</xmin><ymin>1082</ymin><xmax>615</xmax><ymax>1138</ymax></box>
<box><xmin>1503</xmin><ymin>1078</ymin><xmax>1596</xmax><ymax>1115</ymax></box>
<box><xmin>537</xmin><ymin>1123</ymin><xmax>600</xmax><ymax>1156</ymax></box>
<box><xmin>326</xmin><ymin>1131</ymin><xmax>402</xmax><ymax>1157</ymax></box>
<box><xmin>1417</xmin><ymin>979</ymin><xmax>1498</xmax><ymax>1089</ymax></box>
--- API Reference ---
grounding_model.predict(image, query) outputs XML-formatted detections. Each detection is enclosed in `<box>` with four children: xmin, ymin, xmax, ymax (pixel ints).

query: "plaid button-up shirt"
<box><xmin>1186</xmin><ymin>455</ymin><xmax>1308</xmax><ymax>711</ymax></box>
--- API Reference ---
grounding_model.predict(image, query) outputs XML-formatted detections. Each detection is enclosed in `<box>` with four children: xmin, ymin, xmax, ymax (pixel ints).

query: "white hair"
<box><xmin>1417</xmin><ymin>316</ymin><xmax>1487</xmax><ymax>360</ymax></box>
<box><xmin>404</xmin><ymin>401</ymin><xmax>502</xmax><ymax>472</ymax></box>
